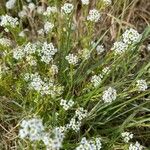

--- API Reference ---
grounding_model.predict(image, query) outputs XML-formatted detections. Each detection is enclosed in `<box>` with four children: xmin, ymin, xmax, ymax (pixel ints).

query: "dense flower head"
<box><xmin>0</xmin><ymin>14</ymin><xmax>19</xmax><ymax>28</ymax></box>
<box><xmin>0</xmin><ymin>38</ymin><xmax>12</xmax><ymax>47</ymax></box>
<box><xmin>102</xmin><ymin>87</ymin><xmax>117</xmax><ymax>103</ymax></box>
<box><xmin>42</xmin><ymin>127</ymin><xmax>66</xmax><ymax>150</ymax></box>
<box><xmin>91</xmin><ymin>74</ymin><xmax>103</xmax><ymax>87</ymax></box>
<box><xmin>39</xmin><ymin>42</ymin><xmax>57</xmax><ymax>64</ymax></box>
<box><xmin>6</xmin><ymin>0</ymin><xmax>16</xmax><ymax>9</ymax></box>
<box><xmin>81</xmin><ymin>0</ymin><xmax>90</xmax><ymax>5</ymax></box>
<box><xmin>129</xmin><ymin>141</ymin><xmax>143</xmax><ymax>150</ymax></box>
<box><xmin>87</xmin><ymin>9</ymin><xmax>101</xmax><ymax>22</ymax></box>
<box><xmin>122</xmin><ymin>28</ymin><xmax>142</xmax><ymax>45</ymax></box>
<box><xmin>76</xmin><ymin>137</ymin><xmax>102</xmax><ymax>150</ymax></box>
<box><xmin>136</xmin><ymin>79</ymin><xmax>148</xmax><ymax>91</ymax></box>
<box><xmin>103</xmin><ymin>0</ymin><xmax>112</xmax><ymax>5</ymax></box>
<box><xmin>43</xmin><ymin>6</ymin><xmax>57</xmax><ymax>16</ymax></box>
<box><xmin>65</xmin><ymin>53</ymin><xmax>78</xmax><ymax>65</ymax></box>
<box><xmin>96</xmin><ymin>45</ymin><xmax>105</xmax><ymax>54</ymax></box>
<box><xmin>60</xmin><ymin>99</ymin><xmax>74</xmax><ymax>110</ymax></box>
<box><xmin>61</xmin><ymin>3</ymin><xmax>74</xmax><ymax>14</ymax></box>
<box><xmin>44</xmin><ymin>21</ymin><xmax>54</xmax><ymax>33</ymax></box>
<box><xmin>121</xmin><ymin>132</ymin><xmax>133</xmax><ymax>143</ymax></box>
<box><xmin>111</xmin><ymin>41</ymin><xmax>128</xmax><ymax>54</ymax></box>
<box><xmin>19</xmin><ymin>118</ymin><xmax>44</xmax><ymax>141</ymax></box>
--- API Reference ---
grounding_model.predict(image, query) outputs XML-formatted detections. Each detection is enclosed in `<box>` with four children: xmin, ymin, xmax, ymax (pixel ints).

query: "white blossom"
<box><xmin>61</xmin><ymin>3</ymin><xmax>74</xmax><ymax>14</ymax></box>
<box><xmin>136</xmin><ymin>80</ymin><xmax>148</xmax><ymax>91</ymax></box>
<box><xmin>65</xmin><ymin>54</ymin><xmax>78</xmax><ymax>65</ymax></box>
<box><xmin>0</xmin><ymin>38</ymin><xmax>12</xmax><ymax>47</ymax></box>
<box><xmin>19</xmin><ymin>118</ymin><xmax>45</xmax><ymax>141</ymax></box>
<box><xmin>60</xmin><ymin>99</ymin><xmax>74</xmax><ymax>110</ymax></box>
<box><xmin>111</xmin><ymin>41</ymin><xmax>128</xmax><ymax>54</ymax></box>
<box><xmin>0</xmin><ymin>14</ymin><xmax>19</xmax><ymax>28</ymax></box>
<box><xmin>6</xmin><ymin>0</ymin><xmax>16</xmax><ymax>9</ymax></box>
<box><xmin>76</xmin><ymin>137</ymin><xmax>102</xmax><ymax>150</ymax></box>
<box><xmin>44</xmin><ymin>21</ymin><xmax>54</xmax><ymax>33</ymax></box>
<box><xmin>43</xmin><ymin>6</ymin><xmax>57</xmax><ymax>16</ymax></box>
<box><xmin>91</xmin><ymin>74</ymin><xmax>103</xmax><ymax>87</ymax></box>
<box><xmin>81</xmin><ymin>0</ymin><xmax>89</xmax><ymax>5</ymax></box>
<box><xmin>129</xmin><ymin>141</ymin><xmax>143</xmax><ymax>150</ymax></box>
<box><xmin>96</xmin><ymin>45</ymin><xmax>105</xmax><ymax>54</ymax></box>
<box><xmin>122</xmin><ymin>28</ymin><xmax>142</xmax><ymax>45</ymax></box>
<box><xmin>87</xmin><ymin>9</ymin><xmax>101</xmax><ymax>22</ymax></box>
<box><xmin>121</xmin><ymin>132</ymin><xmax>133</xmax><ymax>143</ymax></box>
<box><xmin>102</xmin><ymin>87</ymin><xmax>117</xmax><ymax>103</ymax></box>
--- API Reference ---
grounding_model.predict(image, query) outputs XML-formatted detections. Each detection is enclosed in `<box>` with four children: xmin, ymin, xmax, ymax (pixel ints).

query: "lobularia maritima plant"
<box><xmin>0</xmin><ymin>0</ymin><xmax>150</xmax><ymax>150</ymax></box>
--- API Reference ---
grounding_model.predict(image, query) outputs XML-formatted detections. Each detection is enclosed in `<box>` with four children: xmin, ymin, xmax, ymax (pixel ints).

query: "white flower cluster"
<box><xmin>39</xmin><ymin>42</ymin><xmax>57</xmax><ymax>64</ymax></box>
<box><xmin>51</xmin><ymin>64</ymin><xmax>59</xmax><ymax>75</ymax></box>
<box><xmin>87</xmin><ymin>9</ymin><xmax>101</xmax><ymax>22</ymax></box>
<box><xmin>19</xmin><ymin>118</ymin><xmax>44</xmax><ymax>141</ymax></box>
<box><xmin>0</xmin><ymin>38</ymin><xmax>12</xmax><ymax>47</ymax></box>
<box><xmin>136</xmin><ymin>79</ymin><xmax>148</xmax><ymax>91</ymax></box>
<box><xmin>91</xmin><ymin>67</ymin><xmax>110</xmax><ymax>87</ymax></box>
<box><xmin>61</xmin><ymin>3</ymin><xmax>74</xmax><ymax>14</ymax></box>
<box><xmin>111</xmin><ymin>28</ymin><xmax>141</xmax><ymax>54</ymax></box>
<box><xmin>111</xmin><ymin>41</ymin><xmax>128</xmax><ymax>54</ymax></box>
<box><xmin>18</xmin><ymin>2</ymin><xmax>36</xmax><ymax>18</ymax></box>
<box><xmin>60</xmin><ymin>99</ymin><xmax>74</xmax><ymax>110</ymax></box>
<box><xmin>122</xmin><ymin>28</ymin><xmax>142</xmax><ymax>45</ymax></box>
<box><xmin>43</xmin><ymin>6</ymin><xmax>57</xmax><ymax>16</ymax></box>
<box><xmin>103</xmin><ymin>0</ymin><xmax>112</xmax><ymax>5</ymax></box>
<box><xmin>76</xmin><ymin>137</ymin><xmax>102</xmax><ymax>150</ymax></box>
<box><xmin>42</xmin><ymin>127</ymin><xmax>66</xmax><ymax>150</ymax></box>
<box><xmin>81</xmin><ymin>0</ymin><xmax>90</xmax><ymax>5</ymax></box>
<box><xmin>102</xmin><ymin>87</ymin><xmax>117</xmax><ymax>103</ymax></box>
<box><xmin>24</xmin><ymin>73</ymin><xmax>63</xmax><ymax>97</ymax></box>
<box><xmin>6</xmin><ymin>0</ymin><xmax>16</xmax><ymax>9</ymax></box>
<box><xmin>65</xmin><ymin>53</ymin><xmax>78</xmax><ymax>65</ymax></box>
<box><xmin>43</xmin><ymin>21</ymin><xmax>54</xmax><ymax>34</ymax></box>
<box><xmin>96</xmin><ymin>45</ymin><xmax>105</xmax><ymax>55</ymax></box>
<box><xmin>91</xmin><ymin>74</ymin><xmax>103</xmax><ymax>87</ymax></box>
<box><xmin>129</xmin><ymin>141</ymin><xmax>143</xmax><ymax>150</ymax></box>
<box><xmin>13</xmin><ymin>42</ymin><xmax>57</xmax><ymax>64</ymax></box>
<box><xmin>67</xmin><ymin>107</ymin><xmax>87</xmax><ymax>131</ymax></box>
<box><xmin>121</xmin><ymin>132</ymin><xmax>133</xmax><ymax>143</ymax></box>
<box><xmin>0</xmin><ymin>14</ymin><xmax>19</xmax><ymax>28</ymax></box>
<box><xmin>13</xmin><ymin>42</ymin><xmax>36</xmax><ymax>60</ymax></box>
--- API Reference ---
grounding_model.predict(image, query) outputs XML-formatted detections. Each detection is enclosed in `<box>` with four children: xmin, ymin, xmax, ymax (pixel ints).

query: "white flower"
<box><xmin>81</xmin><ymin>0</ymin><xmax>89</xmax><ymax>5</ymax></box>
<box><xmin>19</xmin><ymin>31</ymin><xmax>25</xmax><ymax>37</ymax></box>
<box><xmin>65</xmin><ymin>54</ymin><xmax>78</xmax><ymax>65</ymax></box>
<box><xmin>0</xmin><ymin>14</ymin><xmax>19</xmax><ymax>28</ymax></box>
<box><xmin>19</xmin><ymin>118</ymin><xmax>45</xmax><ymax>141</ymax></box>
<box><xmin>51</xmin><ymin>65</ymin><xmax>58</xmax><ymax>75</ymax></box>
<box><xmin>37</xmin><ymin>28</ymin><xmax>44</xmax><ymax>35</ymax></box>
<box><xmin>6</xmin><ymin>0</ymin><xmax>16</xmax><ymax>9</ymax></box>
<box><xmin>13</xmin><ymin>47</ymin><xmax>25</xmax><ymax>60</ymax></box>
<box><xmin>147</xmin><ymin>44</ymin><xmax>150</xmax><ymax>51</ymax></box>
<box><xmin>102</xmin><ymin>67</ymin><xmax>110</xmax><ymax>75</ymax></box>
<box><xmin>102</xmin><ymin>87</ymin><xmax>117</xmax><ymax>103</ymax></box>
<box><xmin>87</xmin><ymin>9</ymin><xmax>101</xmax><ymax>22</ymax></box>
<box><xmin>28</xmin><ymin>2</ymin><xmax>36</xmax><ymax>11</ymax></box>
<box><xmin>39</xmin><ymin>42</ymin><xmax>57</xmax><ymax>64</ymax></box>
<box><xmin>111</xmin><ymin>41</ymin><xmax>128</xmax><ymax>54</ymax></box>
<box><xmin>61</xmin><ymin>3</ymin><xmax>74</xmax><ymax>14</ymax></box>
<box><xmin>96</xmin><ymin>45</ymin><xmax>105</xmax><ymax>54</ymax></box>
<box><xmin>76</xmin><ymin>137</ymin><xmax>102</xmax><ymax>150</ymax></box>
<box><xmin>122</xmin><ymin>28</ymin><xmax>142</xmax><ymax>45</ymax></box>
<box><xmin>44</xmin><ymin>21</ymin><xmax>54</xmax><ymax>33</ymax></box>
<box><xmin>91</xmin><ymin>74</ymin><xmax>103</xmax><ymax>87</ymax></box>
<box><xmin>43</xmin><ymin>6</ymin><xmax>57</xmax><ymax>16</ymax></box>
<box><xmin>37</xmin><ymin>6</ymin><xmax>44</xmax><ymax>14</ymax></box>
<box><xmin>103</xmin><ymin>0</ymin><xmax>112</xmax><ymax>5</ymax></box>
<box><xmin>18</xmin><ymin>10</ymin><xmax>27</xmax><ymax>18</ymax></box>
<box><xmin>60</xmin><ymin>99</ymin><xmax>74</xmax><ymax>110</ymax></box>
<box><xmin>0</xmin><ymin>38</ymin><xmax>12</xmax><ymax>47</ymax></box>
<box><xmin>136</xmin><ymin>80</ymin><xmax>148</xmax><ymax>91</ymax></box>
<box><xmin>121</xmin><ymin>132</ymin><xmax>133</xmax><ymax>143</ymax></box>
<box><xmin>129</xmin><ymin>141</ymin><xmax>143</xmax><ymax>150</ymax></box>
